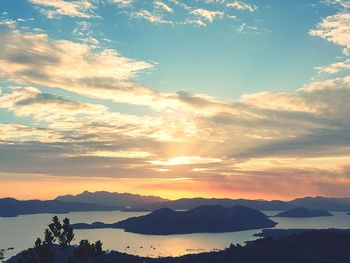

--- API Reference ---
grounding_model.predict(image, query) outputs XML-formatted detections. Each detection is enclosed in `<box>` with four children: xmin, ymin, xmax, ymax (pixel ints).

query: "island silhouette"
<box><xmin>274</xmin><ymin>207</ymin><xmax>333</xmax><ymax>218</ymax></box>
<box><xmin>72</xmin><ymin>205</ymin><xmax>277</xmax><ymax>235</ymax></box>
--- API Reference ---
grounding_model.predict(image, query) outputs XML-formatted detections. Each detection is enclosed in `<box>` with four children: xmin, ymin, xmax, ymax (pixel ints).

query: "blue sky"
<box><xmin>1</xmin><ymin>0</ymin><xmax>350</xmax><ymax>200</ymax></box>
<box><xmin>0</xmin><ymin>0</ymin><xmax>343</xmax><ymax>99</ymax></box>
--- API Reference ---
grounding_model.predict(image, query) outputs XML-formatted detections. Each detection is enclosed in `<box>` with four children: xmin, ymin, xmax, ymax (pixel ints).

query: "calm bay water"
<box><xmin>1</xmin><ymin>211</ymin><xmax>350</xmax><ymax>260</ymax></box>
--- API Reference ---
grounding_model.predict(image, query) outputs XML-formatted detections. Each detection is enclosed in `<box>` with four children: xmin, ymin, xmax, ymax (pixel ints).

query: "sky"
<box><xmin>0</xmin><ymin>0</ymin><xmax>350</xmax><ymax>200</ymax></box>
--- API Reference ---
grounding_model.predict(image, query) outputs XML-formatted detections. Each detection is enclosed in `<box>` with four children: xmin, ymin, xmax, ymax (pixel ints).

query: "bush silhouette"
<box><xmin>70</xmin><ymin>240</ymin><xmax>104</xmax><ymax>263</ymax></box>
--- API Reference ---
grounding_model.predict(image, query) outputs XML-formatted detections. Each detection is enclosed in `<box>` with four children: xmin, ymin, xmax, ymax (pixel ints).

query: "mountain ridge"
<box><xmin>0</xmin><ymin>198</ymin><xmax>121</xmax><ymax>217</ymax></box>
<box><xmin>56</xmin><ymin>190</ymin><xmax>168</xmax><ymax>208</ymax></box>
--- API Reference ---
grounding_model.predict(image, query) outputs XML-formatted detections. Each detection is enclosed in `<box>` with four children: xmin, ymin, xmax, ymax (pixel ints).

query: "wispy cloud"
<box><xmin>111</xmin><ymin>0</ymin><xmax>134</xmax><ymax>7</ymax></box>
<box><xmin>316</xmin><ymin>59</ymin><xmax>350</xmax><ymax>74</ymax></box>
<box><xmin>227</xmin><ymin>1</ymin><xmax>257</xmax><ymax>12</ymax></box>
<box><xmin>2</xmin><ymin>0</ymin><xmax>350</xmax><ymax>199</ymax></box>
<box><xmin>322</xmin><ymin>0</ymin><xmax>350</xmax><ymax>9</ymax></box>
<box><xmin>131</xmin><ymin>10</ymin><xmax>172</xmax><ymax>24</ymax></box>
<box><xmin>154</xmin><ymin>1</ymin><xmax>173</xmax><ymax>13</ymax></box>
<box><xmin>29</xmin><ymin>0</ymin><xmax>96</xmax><ymax>19</ymax></box>
<box><xmin>110</xmin><ymin>0</ymin><xmax>258</xmax><ymax>27</ymax></box>
<box><xmin>310</xmin><ymin>12</ymin><xmax>350</xmax><ymax>54</ymax></box>
<box><xmin>190</xmin><ymin>8</ymin><xmax>224</xmax><ymax>23</ymax></box>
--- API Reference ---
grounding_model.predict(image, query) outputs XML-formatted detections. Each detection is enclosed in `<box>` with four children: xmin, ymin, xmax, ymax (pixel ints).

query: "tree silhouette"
<box><xmin>46</xmin><ymin>216</ymin><xmax>74</xmax><ymax>248</ymax></box>
<box><xmin>19</xmin><ymin>216</ymin><xmax>103</xmax><ymax>263</ymax></box>
<box><xmin>61</xmin><ymin>217</ymin><xmax>74</xmax><ymax>246</ymax></box>
<box><xmin>71</xmin><ymin>240</ymin><xmax>105</xmax><ymax>262</ymax></box>
<box><xmin>0</xmin><ymin>248</ymin><xmax>5</xmax><ymax>261</ymax></box>
<box><xmin>1</xmin><ymin>247</ymin><xmax>14</xmax><ymax>262</ymax></box>
<box><xmin>44</xmin><ymin>229</ymin><xmax>55</xmax><ymax>245</ymax></box>
<box><xmin>48</xmin><ymin>216</ymin><xmax>61</xmax><ymax>240</ymax></box>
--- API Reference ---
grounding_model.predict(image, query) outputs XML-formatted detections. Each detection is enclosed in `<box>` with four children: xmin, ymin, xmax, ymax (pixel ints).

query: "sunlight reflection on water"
<box><xmin>1</xmin><ymin>210</ymin><xmax>350</xmax><ymax>259</ymax></box>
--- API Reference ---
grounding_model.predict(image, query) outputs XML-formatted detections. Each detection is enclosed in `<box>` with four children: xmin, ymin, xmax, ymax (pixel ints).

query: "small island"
<box><xmin>274</xmin><ymin>207</ymin><xmax>333</xmax><ymax>218</ymax></box>
<box><xmin>73</xmin><ymin>205</ymin><xmax>277</xmax><ymax>235</ymax></box>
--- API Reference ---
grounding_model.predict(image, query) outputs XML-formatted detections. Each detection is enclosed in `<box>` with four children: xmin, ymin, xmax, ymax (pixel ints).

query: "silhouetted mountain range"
<box><xmin>73</xmin><ymin>205</ymin><xmax>277</xmax><ymax>234</ymax></box>
<box><xmin>274</xmin><ymin>207</ymin><xmax>333</xmax><ymax>217</ymax></box>
<box><xmin>54</xmin><ymin>191</ymin><xmax>350</xmax><ymax>212</ymax></box>
<box><xmin>139</xmin><ymin>196</ymin><xmax>350</xmax><ymax>212</ymax></box>
<box><xmin>289</xmin><ymin>196</ymin><xmax>350</xmax><ymax>211</ymax></box>
<box><xmin>56</xmin><ymin>191</ymin><xmax>168</xmax><ymax>208</ymax></box>
<box><xmin>0</xmin><ymin>198</ymin><xmax>120</xmax><ymax>217</ymax></box>
<box><xmin>138</xmin><ymin>197</ymin><xmax>294</xmax><ymax>211</ymax></box>
<box><xmin>4</xmin><ymin>192</ymin><xmax>350</xmax><ymax>217</ymax></box>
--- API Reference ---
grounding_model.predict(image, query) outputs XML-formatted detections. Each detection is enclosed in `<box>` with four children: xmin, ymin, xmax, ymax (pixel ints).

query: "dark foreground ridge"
<box><xmin>73</xmin><ymin>205</ymin><xmax>277</xmax><ymax>235</ymax></box>
<box><xmin>8</xmin><ymin>228</ymin><xmax>350</xmax><ymax>263</ymax></box>
<box><xmin>274</xmin><ymin>207</ymin><xmax>333</xmax><ymax>218</ymax></box>
<box><xmin>255</xmin><ymin>228</ymin><xmax>350</xmax><ymax>239</ymax></box>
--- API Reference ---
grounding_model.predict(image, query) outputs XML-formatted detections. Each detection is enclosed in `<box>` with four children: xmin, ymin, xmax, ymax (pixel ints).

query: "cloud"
<box><xmin>0</xmin><ymin>29</ymin><xmax>174</xmax><ymax>109</ymax></box>
<box><xmin>310</xmin><ymin>5</ymin><xmax>350</xmax><ymax>77</ymax></box>
<box><xmin>131</xmin><ymin>10</ymin><xmax>172</xmax><ymax>24</ymax></box>
<box><xmin>322</xmin><ymin>0</ymin><xmax>350</xmax><ymax>9</ymax></box>
<box><xmin>242</xmin><ymin>77</ymin><xmax>350</xmax><ymax>116</ymax></box>
<box><xmin>109</xmin><ymin>0</ymin><xmax>258</xmax><ymax>27</ymax></box>
<box><xmin>1</xmin><ymin>26</ymin><xmax>350</xmax><ymax>165</ymax></box>
<box><xmin>0</xmin><ymin>123</ymin><xmax>60</xmax><ymax>142</ymax></box>
<box><xmin>316</xmin><ymin>58</ymin><xmax>350</xmax><ymax>74</ymax></box>
<box><xmin>0</xmin><ymin>28</ymin><xmax>272</xmax><ymax>114</ymax></box>
<box><xmin>227</xmin><ymin>1</ymin><xmax>257</xmax><ymax>12</ymax></box>
<box><xmin>237</xmin><ymin>23</ymin><xmax>258</xmax><ymax>33</ymax></box>
<box><xmin>190</xmin><ymin>8</ymin><xmax>224</xmax><ymax>23</ymax></box>
<box><xmin>29</xmin><ymin>0</ymin><xmax>96</xmax><ymax>19</ymax></box>
<box><xmin>111</xmin><ymin>0</ymin><xmax>133</xmax><ymax>6</ymax></box>
<box><xmin>2</xmin><ymin>3</ymin><xmax>350</xmax><ymax>199</ymax></box>
<box><xmin>310</xmin><ymin>12</ymin><xmax>350</xmax><ymax>54</ymax></box>
<box><xmin>2</xmin><ymin>76</ymin><xmax>350</xmax><ymax>199</ymax></box>
<box><xmin>148</xmin><ymin>156</ymin><xmax>222</xmax><ymax>166</ymax></box>
<box><xmin>0</xmin><ymin>87</ymin><xmax>187</xmax><ymax>143</ymax></box>
<box><xmin>66</xmin><ymin>150</ymin><xmax>152</xmax><ymax>158</ymax></box>
<box><xmin>154</xmin><ymin>1</ymin><xmax>173</xmax><ymax>13</ymax></box>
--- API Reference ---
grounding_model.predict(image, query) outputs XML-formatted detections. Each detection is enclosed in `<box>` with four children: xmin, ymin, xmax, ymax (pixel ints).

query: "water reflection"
<box><xmin>1</xmin><ymin>210</ymin><xmax>349</xmax><ymax>260</ymax></box>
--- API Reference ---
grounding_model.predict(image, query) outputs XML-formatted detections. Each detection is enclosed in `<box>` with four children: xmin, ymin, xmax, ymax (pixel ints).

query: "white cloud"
<box><xmin>0</xmin><ymin>30</ymin><xmax>167</xmax><ymax>108</ymax></box>
<box><xmin>29</xmin><ymin>0</ymin><xmax>96</xmax><ymax>19</ymax></box>
<box><xmin>111</xmin><ymin>0</ymin><xmax>133</xmax><ymax>6</ymax></box>
<box><xmin>190</xmin><ymin>8</ymin><xmax>224</xmax><ymax>23</ymax></box>
<box><xmin>131</xmin><ymin>10</ymin><xmax>172</xmax><ymax>24</ymax></box>
<box><xmin>108</xmin><ymin>0</ymin><xmax>257</xmax><ymax>27</ymax></box>
<box><xmin>154</xmin><ymin>1</ymin><xmax>173</xmax><ymax>13</ymax></box>
<box><xmin>237</xmin><ymin>23</ymin><xmax>258</xmax><ymax>33</ymax></box>
<box><xmin>227</xmin><ymin>1</ymin><xmax>257</xmax><ymax>12</ymax></box>
<box><xmin>310</xmin><ymin>12</ymin><xmax>350</xmax><ymax>54</ymax></box>
<box><xmin>323</xmin><ymin>0</ymin><xmax>350</xmax><ymax>9</ymax></box>
<box><xmin>316</xmin><ymin>58</ymin><xmax>350</xmax><ymax>74</ymax></box>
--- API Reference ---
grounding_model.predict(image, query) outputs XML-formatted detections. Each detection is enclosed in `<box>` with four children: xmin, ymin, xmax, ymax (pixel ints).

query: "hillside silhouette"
<box><xmin>274</xmin><ymin>207</ymin><xmax>333</xmax><ymax>217</ymax></box>
<box><xmin>73</xmin><ymin>205</ymin><xmax>277</xmax><ymax>234</ymax></box>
